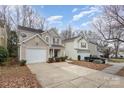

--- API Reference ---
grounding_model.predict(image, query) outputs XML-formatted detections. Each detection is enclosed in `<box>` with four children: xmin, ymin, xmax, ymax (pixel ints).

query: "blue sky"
<box><xmin>33</xmin><ymin>5</ymin><xmax>102</xmax><ymax>31</ymax></box>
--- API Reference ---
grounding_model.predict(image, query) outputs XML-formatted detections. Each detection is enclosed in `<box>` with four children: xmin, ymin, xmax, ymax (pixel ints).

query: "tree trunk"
<box><xmin>114</xmin><ymin>40</ymin><xmax>120</xmax><ymax>58</ymax></box>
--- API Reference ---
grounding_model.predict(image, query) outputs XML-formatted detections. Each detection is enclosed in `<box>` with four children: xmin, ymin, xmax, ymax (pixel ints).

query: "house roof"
<box><xmin>51</xmin><ymin>45</ymin><xmax>64</xmax><ymax>48</ymax></box>
<box><xmin>18</xmin><ymin>25</ymin><xmax>44</xmax><ymax>33</ymax></box>
<box><xmin>62</xmin><ymin>36</ymin><xmax>97</xmax><ymax>46</ymax></box>
<box><xmin>18</xmin><ymin>34</ymin><xmax>48</xmax><ymax>45</ymax></box>
<box><xmin>62</xmin><ymin>36</ymin><xmax>79</xmax><ymax>43</ymax></box>
<box><xmin>41</xmin><ymin>29</ymin><xmax>61</xmax><ymax>38</ymax></box>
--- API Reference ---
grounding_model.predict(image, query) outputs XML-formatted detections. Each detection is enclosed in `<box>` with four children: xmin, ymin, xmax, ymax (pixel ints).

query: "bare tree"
<box><xmin>91</xmin><ymin>12</ymin><xmax>124</xmax><ymax>58</ymax></box>
<box><xmin>60</xmin><ymin>25</ymin><xmax>76</xmax><ymax>40</ymax></box>
<box><xmin>103</xmin><ymin>5</ymin><xmax>124</xmax><ymax>42</ymax></box>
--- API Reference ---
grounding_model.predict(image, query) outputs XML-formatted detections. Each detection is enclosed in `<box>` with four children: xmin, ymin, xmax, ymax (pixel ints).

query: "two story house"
<box><xmin>18</xmin><ymin>25</ymin><xmax>64</xmax><ymax>64</ymax></box>
<box><xmin>0</xmin><ymin>20</ymin><xmax>8</xmax><ymax>48</ymax></box>
<box><xmin>62</xmin><ymin>36</ymin><xmax>98</xmax><ymax>60</ymax></box>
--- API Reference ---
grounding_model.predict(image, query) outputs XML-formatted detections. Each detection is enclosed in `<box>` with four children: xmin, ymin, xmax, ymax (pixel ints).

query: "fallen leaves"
<box><xmin>0</xmin><ymin>65</ymin><xmax>41</xmax><ymax>88</ymax></box>
<box><xmin>70</xmin><ymin>61</ymin><xmax>111</xmax><ymax>71</ymax></box>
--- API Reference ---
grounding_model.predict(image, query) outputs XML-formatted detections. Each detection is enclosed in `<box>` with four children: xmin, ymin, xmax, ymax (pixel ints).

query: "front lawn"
<box><xmin>109</xmin><ymin>58</ymin><xmax>124</xmax><ymax>63</ymax></box>
<box><xmin>116</xmin><ymin>67</ymin><xmax>124</xmax><ymax>76</ymax></box>
<box><xmin>69</xmin><ymin>61</ymin><xmax>111</xmax><ymax>71</ymax></box>
<box><xmin>0</xmin><ymin>65</ymin><xmax>41</xmax><ymax>88</ymax></box>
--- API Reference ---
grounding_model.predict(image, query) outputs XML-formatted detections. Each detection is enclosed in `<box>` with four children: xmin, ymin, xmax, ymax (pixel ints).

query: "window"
<box><xmin>57</xmin><ymin>38</ymin><xmax>59</xmax><ymax>44</ymax></box>
<box><xmin>53</xmin><ymin>38</ymin><xmax>60</xmax><ymax>44</ymax></box>
<box><xmin>81</xmin><ymin>42</ymin><xmax>86</xmax><ymax>48</ymax></box>
<box><xmin>53</xmin><ymin>38</ymin><xmax>55</xmax><ymax>44</ymax></box>
<box><xmin>46</xmin><ymin>36</ymin><xmax>49</xmax><ymax>42</ymax></box>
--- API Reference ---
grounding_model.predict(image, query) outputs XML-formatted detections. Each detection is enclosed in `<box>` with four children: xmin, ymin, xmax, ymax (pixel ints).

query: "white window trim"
<box><xmin>45</xmin><ymin>36</ymin><xmax>49</xmax><ymax>43</ymax></box>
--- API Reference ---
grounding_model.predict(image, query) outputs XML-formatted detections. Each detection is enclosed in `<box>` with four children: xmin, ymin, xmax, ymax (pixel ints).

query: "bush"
<box><xmin>48</xmin><ymin>58</ymin><xmax>54</xmax><ymax>63</ymax></box>
<box><xmin>60</xmin><ymin>57</ymin><xmax>64</xmax><ymax>61</ymax></box>
<box><xmin>60</xmin><ymin>57</ymin><xmax>67</xmax><ymax>61</ymax></box>
<box><xmin>0</xmin><ymin>47</ymin><xmax>8</xmax><ymax>65</ymax></box>
<box><xmin>93</xmin><ymin>59</ymin><xmax>103</xmax><ymax>64</ymax></box>
<box><xmin>65</xmin><ymin>56</ymin><xmax>68</xmax><ymax>59</ymax></box>
<box><xmin>48</xmin><ymin>56</ymin><xmax>67</xmax><ymax>63</ymax></box>
<box><xmin>55</xmin><ymin>57</ymin><xmax>60</xmax><ymax>62</ymax></box>
<box><xmin>20</xmin><ymin>60</ymin><xmax>26</xmax><ymax>66</ymax></box>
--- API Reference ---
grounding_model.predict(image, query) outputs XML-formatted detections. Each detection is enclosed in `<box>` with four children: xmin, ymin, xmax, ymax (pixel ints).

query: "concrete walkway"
<box><xmin>28</xmin><ymin>62</ymin><xmax>124</xmax><ymax>88</ymax></box>
<box><xmin>102</xmin><ymin>62</ymin><xmax>124</xmax><ymax>74</ymax></box>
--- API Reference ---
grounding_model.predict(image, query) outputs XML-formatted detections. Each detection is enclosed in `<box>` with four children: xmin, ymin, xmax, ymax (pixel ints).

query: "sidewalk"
<box><xmin>102</xmin><ymin>62</ymin><xmax>124</xmax><ymax>74</ymax></box>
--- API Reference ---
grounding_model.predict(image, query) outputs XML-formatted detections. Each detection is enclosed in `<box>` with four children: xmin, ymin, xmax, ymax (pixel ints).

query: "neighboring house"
<box><xmin>62</xmin><ymin>36</ymin><xmax>98</xmax><ymax>60</ymax></box>
<box><xmin>18</xmin><ymin>26</ymin><xmax>64</xmax><ymax>64</ymax></box>
<box><xmin>0</xmin><ymin>20</ymin><xmax>8</xmax><ymax>48</ymax></box>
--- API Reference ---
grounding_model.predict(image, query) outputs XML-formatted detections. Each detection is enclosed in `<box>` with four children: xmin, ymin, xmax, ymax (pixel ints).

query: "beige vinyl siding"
<box><xmin>88</xmin><ymin>43</ymin><xmax>98</xmax><ymax>56</ymax></box>
<box><xmin>0</xmin><ymin>27</ymin><xmax>7</xmax><ymax>48</ymax></box>
<box><xmin>18</xmin><ymin>29</ymin><xmax>37</xmax><ymax>42</ymax></box>
<box><xmin>20</xmin><ymin>36</ymin><xmax>48</xmax><ymax>60</ymax></box>
<box><xmin>64</xmin><ymin>41</ymin><xmax>77</xmax><ymax>60</ymax></box>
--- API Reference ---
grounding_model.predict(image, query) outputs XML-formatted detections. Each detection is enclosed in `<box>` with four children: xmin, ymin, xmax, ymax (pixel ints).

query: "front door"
<box><xmin>54</xmin><ymin>50</ymin><xmax>58</xmax><ymax>57</ymax></box>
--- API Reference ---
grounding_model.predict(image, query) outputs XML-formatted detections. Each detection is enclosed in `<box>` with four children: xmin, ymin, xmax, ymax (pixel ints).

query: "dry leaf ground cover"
<box><xmin>70</xmin><ymin>61</ymin><xmax>111</xmax><ymax>71</ymax></box>
<box><xmin>0</xmin><ymin>65</ymin><xmax>41</xmax><ymax>88</ymax></box>
<box><xmin>116</xmin><ymin>67</ymin><xmax>124</xmax><ymax>77</ymax></box>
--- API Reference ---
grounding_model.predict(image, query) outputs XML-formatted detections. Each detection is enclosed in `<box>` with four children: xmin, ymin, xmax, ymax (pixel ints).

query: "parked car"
<box><xmin>84</xmin><ymin>55</ymin><xmax>106</xmax><ymax>64</ymax></box>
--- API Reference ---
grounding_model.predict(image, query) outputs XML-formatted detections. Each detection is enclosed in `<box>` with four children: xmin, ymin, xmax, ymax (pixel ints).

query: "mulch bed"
<box><xmin>0</xmin><ymin>65</ymin><xmax>42</xmax><ymax>88</ymax></box>
<box><xmin>69</xmin><ymin>61</ymin><xmax>111</xmax><ymax>71</ymax></box>
<box><xmin>116</xmin><ymin>67</ymin><xmax>124</xmax><ymax>76</ymax></box>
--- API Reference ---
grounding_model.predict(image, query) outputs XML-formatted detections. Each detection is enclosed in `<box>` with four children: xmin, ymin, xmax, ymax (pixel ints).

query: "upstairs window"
<box><xmin>53</xmin><ymin>38</ymin><xmax>55</xmax><ymax>44</ymax></box>
<box><xmin>46</xmin><ymin>36</ymin><xmax>49</xmax><ymax>42</ymax></box>
<box><xmin>57</xmin><ymin>38</ymin><xmax>59</xmax><ymax>44</ymax></box>
<box><xmin>81</xmin><ymin>42</ymin><xmax>86</xmax><ymax>48</ymax></box>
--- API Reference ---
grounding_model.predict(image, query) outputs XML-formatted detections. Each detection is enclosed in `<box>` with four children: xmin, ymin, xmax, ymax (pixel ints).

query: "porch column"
<box><xmin>52</xmin><ymin>49</ymin><xmax>54</xmax><ymax>57</ymax></box>
<box><xmin>48</xmin><ymin>49</ymin><xmax>50</xmax><ymax>58</ymax></box>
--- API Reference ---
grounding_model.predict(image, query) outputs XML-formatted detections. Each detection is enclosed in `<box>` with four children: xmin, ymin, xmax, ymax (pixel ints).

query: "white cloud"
<box><xmin>47</xmin><ymin>16</ymin><xmax>63</xmax><ymax>27</ymax></box>
<box><xmin>81</xmin><ymin>21</ymin><xmax>91</xmax><ymax>26</ymax></box>
<box><xmin>72</xmin><ymin>6</ymin><xmax>100</xmax><ymax>21</ymax></box>
<box><xmin>47</xmin><ymin>16</ymin><xmax>63</xmax><ymax>22</ymax></box>
<box><xmin>88</xmin><ymin>12</ymin><xmax>95</xmax><ymax>17</ymax></box>
<box><xmin>72</xmin><ymin>8</ymin><xmax>78</xmax><ymax>13</ymax></box>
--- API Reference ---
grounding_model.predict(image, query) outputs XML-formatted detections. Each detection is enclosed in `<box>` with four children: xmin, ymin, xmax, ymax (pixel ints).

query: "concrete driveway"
<box><xmin>28</xmin><ymin>62</ymin><xmax>124</xmax><ymax>88</ymax></box>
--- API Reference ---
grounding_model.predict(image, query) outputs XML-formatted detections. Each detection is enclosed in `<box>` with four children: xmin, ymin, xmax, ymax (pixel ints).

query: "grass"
<box><xmin>109</xmin><ymin>58</ymin><xmax>124</xmax><ymax>63</ymax></box>
<box><xmin>69</xmin><ymin>61</ymin><xmax>111</xmax><ymax>71</ymax></box>
<box><xmin>0</xmin><ymin>58</ymin><xmax>42</xmax><ymax>88</ymax></box>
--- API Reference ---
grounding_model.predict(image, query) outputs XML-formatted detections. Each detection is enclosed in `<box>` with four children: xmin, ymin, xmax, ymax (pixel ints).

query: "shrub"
<box><xmin>20</xmin><ymin>60</ymin><xmax>26</xmax><ymax>66</ymax></box>
<box><xmin>60</xmin><ymin>57</ymin><xmax>64</xmax><ymax>61</ymax></box>
<box><xmin>93</xmin><ymin>59</ymin><xmax>103</xmax><ymax>64</ymax></box>
<box><xmin>65</xmin><ymin>56</ymin><xmax>68</xmax><ymax>59</ymax></box>
<box><xmin>0</xmin><ymin>46</ymin><xmax>8</xmax><ymax>65</ymax></box>
<box><xmin>60</xmin><ymin>57</ymin><xmax>67</xmax><ymax>61</ymax></box>
<box><xmin>55</xmin><ymin>57</ymin><xmax>60</xmax><ymax>62</ymax></box>
<box><xmin>48</xmin><ymin>58</ymin><xmax>54</xmax><ymax>63</ymax></box>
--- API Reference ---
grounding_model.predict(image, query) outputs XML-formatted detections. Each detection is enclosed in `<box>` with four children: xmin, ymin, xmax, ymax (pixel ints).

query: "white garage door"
<box><xmin>26</xmin><ymin>48</ymin><xmax>47</xmax><ymax>64</ymax></box>
<box><xmin>78</xmin><ymin>52</ymin><xmax>90</xmax><ymax>60</ymax></box>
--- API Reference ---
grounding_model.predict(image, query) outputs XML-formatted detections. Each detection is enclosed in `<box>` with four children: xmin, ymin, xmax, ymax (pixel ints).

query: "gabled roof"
<box><xmin>18</xmin><ymin>34</ymin><xmax>48</xmax><ymax>45</ymax></box>
<box><xmin>62</xmin><ymin>36</ymin><xmax>80</xmax><ymax>43</ymax></box>
<box><xmin>41</xmin><ymin>29</ymin><xmax>61</xmax><ymax>38</ymax></box>
<box><xmin>51</xmin><ymin>45</ymin><xmax>64</xmax><ymax>48</ymax></box>
<box><xmin>62</xmin><ymin>35</ymin><xmax>97</xmax><ymax>46</ymax></box>
<box><xmin>48</xmin><ymin>29</ymin><xmax>60</xmax><ymax>38</ymax></box>
<box><xmin>18</xmin><ymin>25</ymin><xmax>44</xmax><ymax>33</ymax></box>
